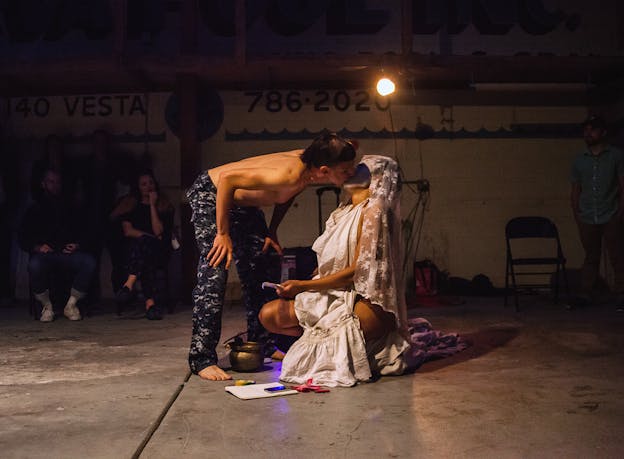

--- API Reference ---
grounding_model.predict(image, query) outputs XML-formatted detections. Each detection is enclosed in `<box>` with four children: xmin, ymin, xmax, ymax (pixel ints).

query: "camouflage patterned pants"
<box><xmin>186</xmin><ymin>173</ymin><xmax>276</xmax><ymax>373</ymax></box>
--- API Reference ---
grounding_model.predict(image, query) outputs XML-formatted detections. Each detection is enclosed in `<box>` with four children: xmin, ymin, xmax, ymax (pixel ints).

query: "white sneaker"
<box><xmin>40</xmin><ymin>304</ymin><xmax>54</xmax><ymax>322</ymax></box>
<box><xmin>64</xmin><ymin>303</ymin><xmax>82</xmax><ymax>321</ymax></box>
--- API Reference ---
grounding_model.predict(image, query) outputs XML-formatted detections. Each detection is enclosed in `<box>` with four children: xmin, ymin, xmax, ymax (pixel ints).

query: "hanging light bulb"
<box><xmin>376</xmin><ymin>77</ymin><xmax>396</xmax><ymax>96</ymax></box>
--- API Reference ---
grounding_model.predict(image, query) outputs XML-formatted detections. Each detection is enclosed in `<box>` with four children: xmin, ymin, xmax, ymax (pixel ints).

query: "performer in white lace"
<box><xmin>259</xmin><ymin>155</ymin><xmax>410</xmax><ymax>387</ymax></box>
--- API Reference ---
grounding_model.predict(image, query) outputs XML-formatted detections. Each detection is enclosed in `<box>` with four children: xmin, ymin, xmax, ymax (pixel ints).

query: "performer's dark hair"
<box><xmin>300</xmin><ymin>132</ymin><xmax>356</xmax><ymax>168</ymax></box>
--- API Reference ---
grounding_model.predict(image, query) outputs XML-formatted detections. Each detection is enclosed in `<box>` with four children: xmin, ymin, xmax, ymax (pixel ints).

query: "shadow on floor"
<box><xmin>416</xmin><ymin>326</ymin><xmax>520</xmax><ymax>373</ymax></box>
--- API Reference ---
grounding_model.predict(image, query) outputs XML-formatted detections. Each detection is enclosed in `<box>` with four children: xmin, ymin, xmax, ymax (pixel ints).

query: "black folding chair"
<box><xmin>504</xmin><ymin>216</ymin><xmax>569</xmax><ymax>311</ymax></box>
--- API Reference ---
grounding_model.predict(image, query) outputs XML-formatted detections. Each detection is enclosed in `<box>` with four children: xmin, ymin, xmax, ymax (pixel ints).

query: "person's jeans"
<box><xmin>125</xmin><ymin>235</ymin><xmax>167</xmax><ymax>302</ymax></box>
<box><xmin>576</xmin><ymin>214</ymin><xmax>624</xmax><ymax>296</ymax></box>
<box><xmin>28</xmin><ymin>251</ymin><xmax>96</xmax><ymax>295</ymax></box>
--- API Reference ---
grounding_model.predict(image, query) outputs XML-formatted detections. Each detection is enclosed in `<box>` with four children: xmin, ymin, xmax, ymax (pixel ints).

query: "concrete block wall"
<box><xmin>6</xmin><ymin>92</ymin><xmax>611</xmax><ymax>300</ymax></box>
<box><xmin>399</xmin><ymin>137</ymin><xmax>582</xmax><ymax>287</ymax></box>
<box><xmin>208</xmin><ymin>102</ymin><xmax>591</xmax><ymax>290</ymax></box>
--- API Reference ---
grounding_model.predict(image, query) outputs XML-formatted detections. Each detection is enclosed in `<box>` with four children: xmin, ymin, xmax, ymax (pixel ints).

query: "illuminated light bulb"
<box><xmin>376</xmin><ymin>77</ymin><xmax>396</xmax><ymax>96</ymax></box>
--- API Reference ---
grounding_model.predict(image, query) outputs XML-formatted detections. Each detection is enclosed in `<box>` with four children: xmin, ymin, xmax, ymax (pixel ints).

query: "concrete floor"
<box><xmin>1</xmin><ymin>295</ymin><xmax>623</xmax><ymax>459</ymax></box>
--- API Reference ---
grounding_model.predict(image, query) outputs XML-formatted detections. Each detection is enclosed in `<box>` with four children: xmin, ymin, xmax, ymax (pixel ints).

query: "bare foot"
<box><xmin>198</xmin><ymin>365</ymin><xmax>232</xmax><ymax>381</ymax></box>
<box><xmin>271</xmin><ymin>349</ymin><xmax>285</xmax><ymax>360</ymax></box>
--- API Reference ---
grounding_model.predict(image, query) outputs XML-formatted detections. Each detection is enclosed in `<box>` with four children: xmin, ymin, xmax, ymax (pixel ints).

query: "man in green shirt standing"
<box><xmin>570</xmin><ymin>115</ymin><xmax>624</xmax><ymax>310</ymax></box>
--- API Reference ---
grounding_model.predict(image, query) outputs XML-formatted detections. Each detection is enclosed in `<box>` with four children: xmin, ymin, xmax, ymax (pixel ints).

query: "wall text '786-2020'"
<box><xmin>244</xmin><ymin>90</ymin><xmax>391</xmax><ymax>113</ymax></box>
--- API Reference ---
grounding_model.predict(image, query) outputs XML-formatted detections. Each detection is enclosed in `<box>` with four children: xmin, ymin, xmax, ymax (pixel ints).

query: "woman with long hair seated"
<box><xmin>259</xmin><ymin>155</ymin><xmax>413</xmax><ymax>386</ymax></box>
<box><xmin>113</xmin><ymin>169</ymin><xmax>174</xmax><ymax>320</ymax></box>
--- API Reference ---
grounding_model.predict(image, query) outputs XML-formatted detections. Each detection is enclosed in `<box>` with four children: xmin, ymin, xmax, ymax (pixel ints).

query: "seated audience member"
<box><xmin>259</xmin><ymin>155</ymin><xmax>466</xmax><ymax>387</ymax></box>
<box><xmin>30</xmin><ymin>134</ymin><xmax>84</xmax><ymax>207</ymax></box>
<box><xmin>114</xmin><ymin>169</ymin><xmax>174</xmax><ymax>320</ymax></box>
<box><xmin>18</xmin><ymin>169</ymin><xmax>96</xmax><ymax>322</ymax></box>
<box><xmin>30</xmin><ymin>135</ymin><xmax>65</xmax><ymax>199</ymax></box>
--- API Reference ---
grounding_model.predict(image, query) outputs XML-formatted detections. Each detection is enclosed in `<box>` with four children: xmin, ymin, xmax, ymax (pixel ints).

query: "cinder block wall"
<box><xmin>201</xmin><ymin>98</ymin><xmax>593</xmax><ymax>293</ymax></box>
<box><xmin>9</xmin><ymin>93</ymin><xmax>613</xmax><ymax>300</ymax></box>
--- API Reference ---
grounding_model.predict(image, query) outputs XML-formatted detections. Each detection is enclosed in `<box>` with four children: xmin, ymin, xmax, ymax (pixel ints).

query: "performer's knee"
<box><xmin>258</xmin><ymin>303</ymin><xmax>273</xmax><ymax>330</ymax></box>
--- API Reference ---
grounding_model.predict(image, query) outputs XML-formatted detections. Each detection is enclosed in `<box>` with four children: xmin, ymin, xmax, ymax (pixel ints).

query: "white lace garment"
<box><xmin>280</xmin><ymin>155</ymin><xmax>410</xmax><ymax>387</ymax></box>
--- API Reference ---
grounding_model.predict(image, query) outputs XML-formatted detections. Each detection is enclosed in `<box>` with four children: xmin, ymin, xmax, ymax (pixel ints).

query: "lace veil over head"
<box><xmin>353</xmin><ymin>155</ymin><xmax>407</xmax><ymax>325</ymax></box>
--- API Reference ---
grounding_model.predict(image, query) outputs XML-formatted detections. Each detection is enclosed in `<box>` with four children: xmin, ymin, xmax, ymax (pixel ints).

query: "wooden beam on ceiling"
<box><xmin>1</xmin><ymin>53</ymin><xmax>623</xmax><ymax>95</ymax></box>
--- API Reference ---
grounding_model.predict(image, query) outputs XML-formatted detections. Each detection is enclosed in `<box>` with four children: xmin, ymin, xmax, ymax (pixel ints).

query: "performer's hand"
<box><xmin>276</xmin><ymin>280</ymin><xmax>304</xmax><ymax>298</ymax></box>
<box><xmin>262</xmin><ymin>235</ymin><xmax>283</xmax><ymax>255</ymax></box>
<box><xmin>208</xmin><ymin>233</ymin><xmax>233</xmax><ymax>269</ymax></box>
<box><xmin>36</xmin><ymin>243</ymin><xmax>54</xmax><ymax>254</ymax></box>
<box><xmin>63</xmin><ymin>243</ymin><xmax>79</xmax><ymax>254</ymax></box>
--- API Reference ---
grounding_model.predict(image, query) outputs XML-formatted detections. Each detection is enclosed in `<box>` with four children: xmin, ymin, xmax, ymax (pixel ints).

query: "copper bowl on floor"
<box><xmin>227</xmin><ymin>341</ymin><xmax>264</xmax><ymax>372</ymax></box>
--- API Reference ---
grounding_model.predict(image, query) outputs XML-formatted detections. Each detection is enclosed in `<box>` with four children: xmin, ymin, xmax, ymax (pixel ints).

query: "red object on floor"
<box><xmin>291</xmin><ymin>378</ymin><xmax>330</xmax><ymax>393</ymax></box>
<box><xmin>414</xmin><ymin>260</ymin><xmax>439</xmax><ymax>296</ymax></box>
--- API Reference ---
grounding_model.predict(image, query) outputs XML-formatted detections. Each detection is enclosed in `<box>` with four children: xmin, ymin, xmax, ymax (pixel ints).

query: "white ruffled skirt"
<box><xmin>279</xmin><ymin>289</ymin><xmax>410</xmax><ymax>387</ymax></box>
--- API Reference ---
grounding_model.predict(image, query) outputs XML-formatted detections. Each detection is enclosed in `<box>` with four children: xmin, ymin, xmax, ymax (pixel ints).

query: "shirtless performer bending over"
<box><xmin>186</xmin><ymin>133</ymin><xmax>356</xmax><ymax>381</ymax></box>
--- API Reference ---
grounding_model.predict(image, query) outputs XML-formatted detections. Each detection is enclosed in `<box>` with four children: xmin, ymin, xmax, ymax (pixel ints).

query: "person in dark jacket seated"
<box><xmin>18</xmin><ymin>169</ymin><xmax>96</xmax><ymax>322</ymax></box>
<box><xmin>113</xmin><ymin>169</ymin><xmax>174</xmax><ymax>320</ymax></box>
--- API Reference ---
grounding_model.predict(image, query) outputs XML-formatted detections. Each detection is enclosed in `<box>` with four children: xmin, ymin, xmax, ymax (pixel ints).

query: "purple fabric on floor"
<box><xmin>405</xmin><ymin>317</ymin><xmax>469</xmax><ymax>369</ymax></box>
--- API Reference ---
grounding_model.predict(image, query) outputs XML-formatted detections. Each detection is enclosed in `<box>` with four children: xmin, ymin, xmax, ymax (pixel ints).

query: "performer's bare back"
<box><xmin>207</xmin><ymin>150</ymin><xmax>310</xmax><ymax>207</ymax></box>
